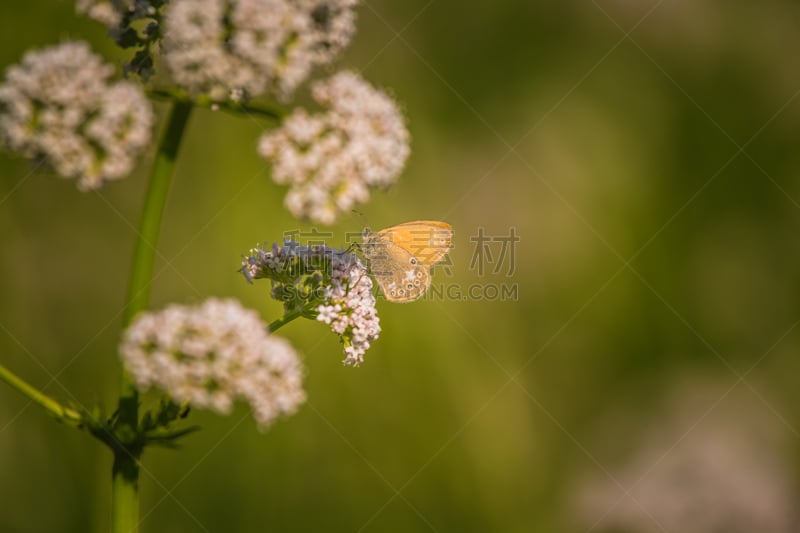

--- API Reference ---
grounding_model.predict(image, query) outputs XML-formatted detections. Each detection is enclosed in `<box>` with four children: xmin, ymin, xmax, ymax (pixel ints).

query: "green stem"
<box><xmin>147</xmin><ymin>87</ymin><xmax>283</xmax><ymax>122</ymax></box>
<box><xmin>0</xmin><ymin>364</ymin><xmax>82</xmax><ymax>426</ymax></box>
<box><xmin>268</xmin><ymin>308</ymin><xmax>305</xmax><ymax>332</ymax></box>
<box><xmin>268</xmin><ymin>300</ymin><xmax>323</xmax><ymax>332</ymax></box>
<box><xmin>112</xmin><ymin>100</ymin><xmax>193</xmax><ymax>533</ymax></box>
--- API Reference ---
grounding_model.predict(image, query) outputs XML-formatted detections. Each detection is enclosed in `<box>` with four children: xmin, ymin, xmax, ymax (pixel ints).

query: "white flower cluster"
<box><xmin>259</xmin><ymin>71</ymin><xmax>410</xmax><ymax>224</ymax></box>
<box><xmin>0</xmin><ymin>42</ymin><xmax>153</xmax><ymax>190</ymax></box>
<box><xmin>120</xmin><ymin>298</ymin><xmax>306</xmax><ymax>429</ymax></box>
<box><xmin>162</xmin><ymin>0</ymin><xmax>358</xmax><ymax>102</ymax></box>
<box><xmin>241</xmin><ymin>240</ymin><xmax>381</xmax><ymax>365</ymax></box>
<box><xmin>316</xmin><ymin>252</ymin><xmax>380</xmax><ymax>366</ymax></box>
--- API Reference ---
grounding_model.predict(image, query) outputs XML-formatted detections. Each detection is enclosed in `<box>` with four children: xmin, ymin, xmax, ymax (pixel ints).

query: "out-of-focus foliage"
<box><xmin>1</xmin><ymin>1</ymin><xmax>799</xmax><ymax>531</ymax></box>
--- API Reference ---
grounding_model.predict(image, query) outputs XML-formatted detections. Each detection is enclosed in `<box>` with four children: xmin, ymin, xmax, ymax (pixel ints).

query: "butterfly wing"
<box><xmin>364</xmin><ymin>232</ymin><xmax>431</xmax><ymax>303</ymax></box>
<box><xmin>376</xmin><ymin>221</ymin><xmax>453</xmax><ymax>268</ymax></box>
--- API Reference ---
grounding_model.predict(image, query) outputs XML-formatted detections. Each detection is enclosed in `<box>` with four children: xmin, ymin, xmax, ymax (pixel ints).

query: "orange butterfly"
<box><xmin>362</xmin><ymin>220</ymin><xmax>453</xmax><ymax>302</ymax></box>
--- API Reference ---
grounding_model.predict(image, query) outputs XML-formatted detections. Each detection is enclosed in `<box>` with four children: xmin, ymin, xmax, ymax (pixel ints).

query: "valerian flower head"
<box><xmin>120</xmin><ymin>298</ymin><xmax>306</xmax><ymax>429</ymax></box>
<box><xmin>0</xmin><ymin>41</ymin><xmax>153</xmax><ymax>190</ymax></box>
<box><xmin>161</xmin><ymin>0</ymin><xmax>358</xmax><ymax>102</ymax></box>
<box><xmin>241</xmin><ymin>240</ymin><xmax>380</xmax><ymax>366</ymax></box>
<box><xmin>258</xmin><ymin>71</ymin><xmax>410</xmax><ymax>224</ymax></box>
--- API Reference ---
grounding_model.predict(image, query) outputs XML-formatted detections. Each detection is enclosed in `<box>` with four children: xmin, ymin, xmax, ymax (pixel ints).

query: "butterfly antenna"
<box><xmin>351</xmin><ymin>209</ymin><xmax>371</xmax><ymax>230</ymax></box>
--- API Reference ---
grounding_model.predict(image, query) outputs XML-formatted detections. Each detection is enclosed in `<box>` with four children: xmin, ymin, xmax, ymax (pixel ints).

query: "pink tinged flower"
<box><xmin>313</xmin><ymin>251</ymin><xmax>380</xmax><ymax>366</ymax></box>
<box><xmin>242</xmin><ymin>241</ymin><xmax>381</xmax><ymax>365</ymax></box>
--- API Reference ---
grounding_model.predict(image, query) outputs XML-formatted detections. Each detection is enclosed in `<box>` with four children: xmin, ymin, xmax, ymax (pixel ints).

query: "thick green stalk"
<box><xmin>112</xmin><ymin>100</ymin><xmax>193</xmax><ymax>533</ymax></box>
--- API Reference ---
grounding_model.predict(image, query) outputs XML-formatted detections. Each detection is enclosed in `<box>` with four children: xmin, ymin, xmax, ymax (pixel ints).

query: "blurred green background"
<box><xmin>2</xmin><ymin>1</ymin><xmax>800</xmax><ymax>531</ymax></box>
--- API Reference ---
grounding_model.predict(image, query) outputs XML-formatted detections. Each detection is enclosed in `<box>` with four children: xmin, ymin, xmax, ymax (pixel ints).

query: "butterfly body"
<box><xmin>363</xmin><ymin>220</ymin><xmax>452</xmax><ymax>303</ymax></box>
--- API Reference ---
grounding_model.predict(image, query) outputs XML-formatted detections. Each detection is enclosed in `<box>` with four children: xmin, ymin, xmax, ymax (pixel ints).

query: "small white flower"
<box><xmin>162</xmin><ymin>0</ymin><xmax>358</xmax><ymax>101</ymax></box>
<box><xmin>259</xmin><ymin>71</ymin><xmax>410</xmax><ymax>224</ymax></box>
<box><xmin>316</xmin><ymin>253</ymin><xmax>380</xmax><ymax>365</ymax></box>
<box><xmin>0</xmin><ymin>42</ymin><xmax>153</xmax><ymax>190</ymax></box>
<box><xmin>120</xmin><ymin>298</ymin><xmax>306</xmax><ymax>429</ymax></box>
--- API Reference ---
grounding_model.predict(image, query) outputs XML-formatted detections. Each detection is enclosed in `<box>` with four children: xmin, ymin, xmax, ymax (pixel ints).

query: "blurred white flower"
<box><xmin>76</xmin><ymin>0</ymin><xmax>124</xmax><ymax>28</ymax></box>
<box><xmin>76</xmin><ymin>0</ymin><xmax>157</xmax><ymax>28</ymax></box>
<box><xmin>162</xmin><ymin>0</ymin><xmax>358</xmax><ymax>102</ymax></box>
<box><xmin>0</xmin><ymin>41</ymin><xmax>153</xmax><ymax>189</ymax></box>
<box><xmin>242</xmin><ymin>240</ymin><xmax>381</xmax><ymax>366</ymax></box>
<box><xmin>259</xmin><ymin>71</ymin><xmax>410</xmax><ymax>224</ymax></box>
<box><xmin>120</xmin><ymin>298</ymin><xmax>306</xmax><ymax>429</ymax></box>
<box><xmin>573</xmin><ymin>379</ymin><xmax>797</xmax><ymax>533</ymax></box>
<box><xmin>86</xmin><ymin>82</ymin><xmax>154</xmax><ymax>184</ymax></box>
